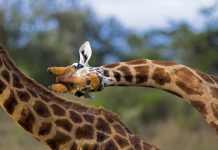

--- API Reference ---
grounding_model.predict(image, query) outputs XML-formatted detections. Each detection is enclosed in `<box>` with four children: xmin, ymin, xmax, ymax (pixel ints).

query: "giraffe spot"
<box><xmin>126</xmin><ymin>59</ymin><xmax>147</xmax><ymax>65</ymax></box>
<box><xmin>114</xmin><ymin>135</ymin><xmax>129</xmax><ymax>148</ymax></box>
<box><xmin>12</xmin><ymin>73</ymin><xmax>24</xmax><ymax>88</ymax></box>
<box><xmin>3</xmin><ymin>90</ymin><xmax>18</xmax><ymax>114</ymax></box>
<box><xmin>134</xmin><ymin>66</ymin><xmax>149</xmax><ymax>84</ymax></box>
<box><xmin>39</xmin><ymin>94</ymin><xmax>50</xmax><ymax>102</ymax></box>
<box><xmin>210</xmin><ymin>122</ymin><xmax>218</xmax><ymax>135</ymax></box>
<box><xmin>129</xmin><ymin>136</ymin><xmax>142</xmax><ymax>150</ymax></box>
<box><xmin>1</xmin><ymin>69</ymin><xmax>10</xmax><ymax>83</ymax></box>
<box><xmin>70</xmin><ymin>143</ymin><xmax>77</xmax><ymax>150</ymax></box>
<box><xmin>51</xmin><ymin>104</ymin><xmax>66</xmax><ymax>116</ymax></box>
<box><xmin>210</xmin><ymin>76</ymin><xmax>218</xmax><ymax>85</ymax></box>
<box><xmin>211</xmin><ymin>103</ymin><xmax>218</xmax><ymax>120</ymax></box>
<box><xmin>0</xmin><ymin>80</ymin><xmax>6</xmax><ymax>94</ymax></box>
<box><xmin>103</xmin><ymin>69</ymin><xmax>110</xmax><ymax>77</ymax></box>
<box><xmin>104</xmin><ymin>63</ymin><xmax>120</xmax><ymax>68</ymax></box>
<box><xmin>96</xmin><ymin>117</ymin><xmax>111</xmax><ymax>134</ymax></box>
<box><xmin>195</xmin><ymin>70</ymin><xmax>214</xmax><ymax>84</ymax></box>
<box><xmin>118</xmin><ymin>66</ymin><xmax>133</xmax><ymax>82</ymax></box>
<box><xmin>83</xmin><ymin>114</ymin><xmax>95</xmax><ymax>123</ymax></box>
<box><xmin>113</xmin><ymin>71</ymin><xmax>121</xmax><ymax>82</ymax></box>
<box><xmin>190</xmin><ymin>100</ymin><xmax>207</xmax><ymax>115</ymax></box>
<box><xmin>38</xmin><ymin>122</ymin><xmax>52</xmax><ymax>136</ymax></box>
<box><xmin>27</xmin><ymin>88</ymin><xmax>38</xmax><ymax>98</ymax></box>
<box><xmin>17</xmin><ymin>90</ymin><xmax>30</xmax><ymax>102</ymax></box>
<box><xmin>152</xmin><ymin>60</ymin><xmax>177</xmax><ymax>66</ymax></box>
<box><xmin>210</xmin><ymin>87</ymin><xmax>218</xmax><ymax>99</ymax></box>
<box><xmin>103</xmin><ymin>139</ymin><xmax>118</xmax><ymax>150</ymax></box>
<box><xmin>46</xmin><ymin>131</ymin><xmax>71</xmax><ymax>150</ymax></box>
<box><xmin>97</xmin><ymin>132</ymin><xmax>109</xmax><ymax>143</ymax></box>
<box><xmin>55</xmin><ymin>119</ymin><xmax>72</xmax><ymax>132</ymax></box>
<box><xmin>33</xmin><ymin>101</ymin><xmax>51</xmax><ymax>118</ymax></box>
<box><xmin>142</xmin><ymin>141</ymin><xmax>153</xmax><ymax>150</ymax></box>
<box><xmin>113</xmin><ymin>124</ymin><xmax>127</xmax><ymax>137</ymax></box>
<box><xmin>18</xmin><ymin>108</ymin><xmax>35</xmax><ymax>133</ymax></box>
<box><xmin>82</xmin><ymin>143</ymin><xmax>99</xmax><ymax>150</ymax></box>
<box><xmin>152</xmin><ymin>67</ymin><xmax>171</xmax><ymax>86</ymax></box>
<box><xmin>69</xmin><ymin>111</ymin><xmax>82</xmax><ymax>123</ymax></box>
<box><xmin>124</xmin><ymin>126</ymin><xmax>133</xmax><ymax>135</ymax></box>
<box><xmin>75</xmin><ymin>124</ymin><xmax>94</xmax><ymax>140</ymax></box>
<box><xmin>175</xmin><ymin>67</ymin><xmax>204</xmax><ymax>95</ymax></box>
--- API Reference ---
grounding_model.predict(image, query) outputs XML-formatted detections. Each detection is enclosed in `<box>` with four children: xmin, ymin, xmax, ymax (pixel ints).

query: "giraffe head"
<box><xmin>48</xmin><ymin>41</ymin><xmax>106</xmax><ymax>98</ymax></box>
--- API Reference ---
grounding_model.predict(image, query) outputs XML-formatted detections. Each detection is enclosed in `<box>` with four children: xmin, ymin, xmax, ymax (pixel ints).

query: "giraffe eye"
<box><xmin>76</xmin><ymin>64</ymin><xmax>84</xmax><ymax>69</ymax></box>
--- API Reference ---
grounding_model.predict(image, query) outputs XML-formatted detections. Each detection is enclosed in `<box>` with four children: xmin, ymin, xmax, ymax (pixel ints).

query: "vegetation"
<box><xmin>0</xmin><ymin>0</ymin><xmax>218</xmax><ymax>149</ymax></box>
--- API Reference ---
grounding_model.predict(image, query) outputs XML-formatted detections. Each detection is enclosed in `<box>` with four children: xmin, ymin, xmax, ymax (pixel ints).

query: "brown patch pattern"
<box><xmin>134</xmin><ymin>66</ymin><xmax>149</xmax><ymax>84</ymax></box>
<box><xmin>82</xmin><ymin>143</ymin><xmax>99</xmax><ymax>150</ymax></box>
<box><xmin>126</xmin><ymin>59</ymin><xmax>147</xmax><ymax>65</ymax></box>
<box><xmin>175</xmin><ymin>67</ymin><xmax>203</xmax><ymax>95</ymax></box>
<box><xmin>210</xmin><ymin>87</ymin><xmax>218</xmax><ymax>99</ymax></box>
<box><xmin>113</xmin><ymin>124</ymin><xmax>127</xmax><ymax>137</ymax></box>
<box><xmin>12</xmin><ymin>73</ymin><xmax>24</xmax><ymax>88</ymax></box>
<box><xmin>196</xmin><ymin>70</ymin><xmax>214</xmax><ymax>84</ymax></box>
<box><xmin>152</xmin><ymin>67</ymin><xmax>171</xmax><ymax>85</ymax></box>
<box><xmin>17</xmin><ymin>90</ymin><xmax>30</xmax><ymax>102</ymax></box>
<box><xmin>33</xmin><ymin>101</ymin><xmax>51</xmax><ymax>118</ymax></box>
<box><xmin>113</xmin><ymin>71</ymin><xmax>121</xmax><ymax>82</ymax></box>
<box><xmin>129</xmin><ymin>136</ymin><xmax>142</xmax><ymax>150</ymax></box>
<box><xmin>211</xmin><ymin>103</ymin><xmax>218</xmax><ymax>120</ymax></box>
<box><xmin>1</xmin><ymin>69</ymin><xmax>10</xmax><ymax>83</ymax></box>
<box><xmin>0</xmin><ymin>79</ymin><xmax>6</xmax><ymax>94</ymax></box>
<box><xmin>55</xmin><ymin>119</ymin><xmax>72</xmax><ymax>132</ymax></box>
<box><xmin>38</xmin><ymin>122</ymin><xmax>52</xmax><ymax>136</ymax></box>
<box><xmin>103</xmin><ymin>69</ymin><xmax>110</xmax><ymax>77</ymax></box>
<box><xmin>114</xmin><ymin>135</ymin><xmax>129</xmax><ymax>148</ymax></box>
<box><xmin>75</xmin><ymin>124</ymin><xmax>94</xmax><ymax>140</ymax></box>
<box><xmin>3</xmin><ymin>90</ymin><xmax>18</xmax><ymax>114</ymax></box>
<box><xmin>27</xmin><ymin>88</ymin><xmax>38</xmax><ymax>98</ymax></box>
<box><xmin>152</xmin><ymin>60</ymin><xmax>177</xmax><ymax>66</ymax></box>
<box><xmin>18</xmin><ymin>108</ymin><xmax>35</xmax><ymax>133</ymax></box>
<box><xmin>69</xmin><ymin>111</ymin><xmax>82</xmax><ymax>123</ymax></box>
<box><xmin>70</xmin><ymin>143</ymin><xmax>77</xmax><ymax>150</ymax></box>
<box><xmin>83</xmin><ymin>114</ymin><xmax>95</xmax><ymax>123</ymax></box>
<box><xmin>46</xmin><ymin>131</ymin><xmax>71</xmax><ymax>150</ymax></box>
<box><xmin>117</xmin><ymin>66</ymin><xmax>133</xmax><ymax>82</ymax></box>
<box><xmin>190</xmin><ymin>100</ymin><xmax>207</xmax><ymax>115</ymax></box>
<box><xmin>97</xmin><ymin>132</ymin><xmax>109</xmax><ymax>142</ymax></box>
<box><xmin>103</xmin><ymin>139</ymin><xmax>118</xmax><ymax>150</ymax></box>
<box><xmin>51</xmin><ymin>104</ymin><xmax>66</xmax><ymax>116</ymax></box>
<box><xmin>96</xmin><ymin>117</ymin><xmax>111</xmax><ymax>134</ymax></box>
<box><xmin>104</xmin><ymin>63</ymin><xmax>120</xmax><ymax>68</ymax></box>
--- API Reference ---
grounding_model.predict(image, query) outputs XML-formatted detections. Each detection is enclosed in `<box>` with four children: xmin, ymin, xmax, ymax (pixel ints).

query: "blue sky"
<box><xmin>82</xmin><ymin>0</ymin><xmax>215</xmax><ymax>30</ymax></box>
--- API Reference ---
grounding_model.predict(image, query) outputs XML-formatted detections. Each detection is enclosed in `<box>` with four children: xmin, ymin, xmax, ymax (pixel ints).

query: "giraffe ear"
<box><xmin>79</xmin><ymin>41</ymin><xmax>92</xmax><ymax>67</ymax></box>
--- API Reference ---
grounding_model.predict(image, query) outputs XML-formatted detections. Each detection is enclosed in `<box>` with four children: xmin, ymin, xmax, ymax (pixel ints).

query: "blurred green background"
<box><xmin>0</xmin><ymin>0</ymin><xmax>218</xmax><ymax>150</ymax></box>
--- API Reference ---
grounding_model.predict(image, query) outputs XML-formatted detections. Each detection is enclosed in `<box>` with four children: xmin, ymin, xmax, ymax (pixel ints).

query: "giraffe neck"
<box><xmin>0</xmin><ymin>46</ymin><xmax>159</xmax><ymax>150</ymax></box>
<box><xmin>101</xmin><ymin>59</ymin><xmax>218</xmax><ymax>135</ymax></box>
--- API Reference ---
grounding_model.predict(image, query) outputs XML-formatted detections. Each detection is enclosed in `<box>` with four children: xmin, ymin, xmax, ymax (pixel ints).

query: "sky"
<box><xmin>82</xmin><ymin>0</ymin><xmax>215</xmax><ymax>30</ymax></box>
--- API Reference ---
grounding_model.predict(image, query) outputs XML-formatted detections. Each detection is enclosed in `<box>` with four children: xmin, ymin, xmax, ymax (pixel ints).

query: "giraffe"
<box><xmin>0</xmin><ymin>44</ymin><xmax>160</xmax><ymax>150</ymax></box>
<box><xmin>49</xmin><ymin>41</ymin><xmax>218</xmax><ymax>137</ymax></box>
